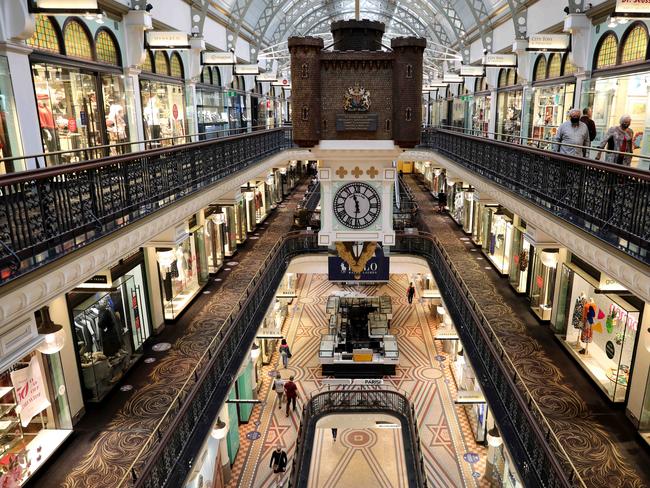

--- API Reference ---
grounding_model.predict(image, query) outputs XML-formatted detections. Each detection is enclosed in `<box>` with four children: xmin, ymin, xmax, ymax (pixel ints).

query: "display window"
<box><xmin>527</xmin><ymin>83</ymin><xmax>575</xmax><ymax>148</ymax></box>
<box><xmin>216</xmin><ymin>205</ymin><xmax>236</xmax><ymax>256</ymax></box>
<box><xmin>451</xmin><ymin>96</ymin><xmax>466</xmax><ymax>129</ymax></box>
<box><xmin>0</xmin><ymin>56</ymin><xmax>22</xmax><ymax>173</ymax></box>
<box><xmin>0</xmin><ymin>348</ymin><xmax>73</xmax><ymax>485</ymax></box>
<box><xmin>226</xmin><ymin>87</ymin><xmax>248</xmax><ymax>133</ymax></box>
<box><xmin>472</xmin><ymin>94</ymin><xmax>491</xmax><ymax>137</ymax></box>
<box><xmin>68</xmin><ymin>269</ymin><xmax>152</xmax><ymax>402</ymax></box>
<box><xmin>27</xmin><ymin>17</ymin><xmax>129</xmax><ymax>163</ymax></box>
<box><xmin>196</xmin><ymin>86</ymin><xmax>227</xmax><ymax>139</ymax></box>
<box><xmin>447</xmin><ymin>182</ymin><xmax>466</xmax><ymax>225</ymax></box>
<box><xmin>553</xmin><ymin>262</ymin><xmax>641</xmax><ymax>402</ymax></box>
<box><xmin>528</xmin><ymin>248</ymin><xmax>559</xmax><ymax>322</ymax></box>
<box><xmin>140</xmin><ymin>80</ymin><xmax>186</xmax><ymax>147</ymax></box>
<box><xmin>156</xmin><ymin>229</ymin><xmax>209</xmax><ymax>320</ymax></box>
<box><xmin>640</xmin><ymin>370</ymin><xmax>650</xmax><ymax>445</ymax></box>
<box><xmin>462</xmin><ymin>191</ymin><xmax>475</xmax><ymax>234</ymax></box>
<box><xmin>507</xmin><ymin>226</ymin><xmax>531</xmax><ymax>294</ymax></box>
<box><xmin>481</xmin><ymin>207</ymin><xmax>514</xmax><ymax>275</ymax></box>
<box><xmin>452</xmin><ymin>349</ymin><xmax>488</xmax><ymax>443</ymax></box>
<box><xmin>242</xmin><ymin>181</ymin><xmax>269</xmax><ymax>226</ymax></box>
<box><xmin>204</xmin><ymin>211</ymin><xmax>226</xmax><ymax>273</ymax></box>
<box><xmin>496</xmin><ymin>90</ymin><xmax>523</xmax><ymax>142</ymax></box>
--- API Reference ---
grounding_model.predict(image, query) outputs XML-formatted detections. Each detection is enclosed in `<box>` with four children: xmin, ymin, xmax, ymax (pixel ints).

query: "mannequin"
<box><xmin>144</xmin><ymin>95</ymin><xmax>161</xmax><ymax>140</ymax></box>
<box><xmin>97</xmin><ymin>296</ymin><xmax>123</xmax><ymax>357</ymax></box>
<box><xmin>579</xmin><ymin>297</ymin><xmax>596</xmax><ymax>355</ymax></box>
<box><xmin>572</xmin><ymin>292</ymin><xmax>587</xmax><ymax>347</ymax></box>
<box><xmin>106</xmin><ymin>103</ymin><xmax>127</xmax><ymax>154</ymax></box>
<box><xmin>37</xmin><ymin>93</ymin><xmax>57</xmax><ymax>152</ymax></box>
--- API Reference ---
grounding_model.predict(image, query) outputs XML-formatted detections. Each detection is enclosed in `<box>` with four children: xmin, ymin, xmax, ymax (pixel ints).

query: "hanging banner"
<box><xmin>201</xmin><ymin>51</ymin><xmax>236</xmax><ymax>65</ymax></box>
<box><xmin>526</xmin><ymin>34</ymin><xmax>570</xmax><ymax>52</ymax></box>
<box><xmin>30</xmin><ymin>0</ymin><xmax>100</xmax><ymax>13</ymax></box>
<box><xmin>146</xmin><ymin>31</ymin><xmax>190</xmax><ymax>50</ymax></box>
<box><xmin>328</xmin><ymin>245</ymin><xmax>389</xmax><ymax>281</ymax></box>
<box><xmin>460</xmin><ymin>65</ymin><xmax>485</xmax><ymax>77</ymax></box>
<box><xmin>234</xmin><ymin>64</ymin><xmax>260</xmax><ymax>75</ymax></box>
<box><xmin>10</xmin><ymin>357</ymin><xmax>51</xmax><ymax>428</ymax></box>
<box><xmin>482</xmin><ymin>53</ymin><xmax>517</xmax><ymax>67</ymax></box>
<box><xmin>443</xmin><ymin>73</ymin><xmax>463</xmax><ymax>83</ymax></box>
<box><xmin>614</xmin><ymin>0</ymin><xmax>650</xmax><ymax>17</ymax></box>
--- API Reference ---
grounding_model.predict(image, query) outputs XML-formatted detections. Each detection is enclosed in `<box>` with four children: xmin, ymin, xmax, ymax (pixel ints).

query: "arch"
<box><xmin>170</xmin><ymin>51</ymin><xmax>184</xmax><ymax>78</ymax></box>
<box><xmin>213</xmin><ymin>67</ymin><xmax>222</xmax><ymax>86</ymax></box>
<box><xmin>594</xmin><ymin>32</ymin><xmax>618</xmax><ymax>70</ymax></box>
<box><xmin>141</xmin><ymin>50</ymin><xmax>154</xmax><ymax>73</ymax></box>
<box><xmin>200</xmin><ymin>66</ymin><xmax>212</xmax><ymax>84</ymax></box>
<box><xmin>506</xmin><ymin>68</ymin><xmax>516</xmax><ymax>86</ymax></box>
<box><xmin>95</xmin><ymin>28</ymin><xmax>121</xmax><ymax>66</ymax></box>
<box><xmin>26</xmin><ymin>15</ymin><xmax>62</xmax><ymax>54</ymax></box>
<box><xmin>562</xmin><ymin>52</ymin><xmax>577</xmax><ymax>76</ymax></box>
<box><xmin>63</xmin><ymin>17</ymin><xmax>94</xmax><ymax>61</ymax></box>
<box><xmin>498</xmin><ymin>68</ymin><xmax>507</xmax><ymax>88</ymax></box>
<box><xmin>533</xmin><ymin>55</ymin><xmax>547</xmax><ymax>81</ymax></box>
<box><xmin>620</xmin><ymin>22</ymin><xmax>648</xmax><ymax>64</ymax></box>
<box><xmin>547</xmin><ymin>53</ymin><xmax>561</xmax><ymax>78</ymax></box>
<box><xmin>154</xmin><ymin>51</ymin><xmax>170</xmax><ymax>76</ymax></box>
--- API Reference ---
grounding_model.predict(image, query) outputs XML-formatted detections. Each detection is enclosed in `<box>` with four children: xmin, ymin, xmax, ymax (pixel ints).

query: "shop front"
<box><xmin>241</xmin><ymin>180</ymin><xmax>270</xmax><ymax>229</ymax></box>
<box><xmin>527</xmin><ymin>247</ymin><xmax>560</xmax><ymax>322</ymax></box>
<box><xmin>203</xmin><ymin>207</ymin><xmax>227</xmax><ymax>274</ymax></box>
<box><xmin>470</xmin><ymin>197</ymin><xmax>497</xmax><ymax>247</ymax></box>
<box><xmin>472</xmin><ymin>92</ymin><xmax>491</xmax><ymax>137</ymax></box>
<box><xmin>0</xmin><ymin>56</ymin><xmax>22</xmax><ymax>172</ymax></box>
<box><xmin>140</xmin><ymin>50</ymin><xmax>187</xmax><ymax>147</ymax></box>
<box><xmin>553</xmin><ymin>259</ymin><xmax>642</xmax><ymax>403</ymax></box>
<box><xmin>527</xmin><ymin>81</ymin><xmax>575</xmax><ymax>148</ymax></box>
<box><xmin>0</xmin><ymin>314</ymin><xmax>74</xmax><ymax>486</ymax></box>
<box><xmin>507</xmin><ymin>220</ymin><xmax>532</xmax><ymax>294</ymax></box>
<box><xmin>217</xmin><ymin>195</ymin><xmax>248</xmax><ymax>248</ymax></box>
<box><xmin>27</xmin><ymin>17</ymin><xmax>132</xmax><ymax>163</ymax></box>
<box><xmin>480</xmin><ymin>206</ymin><xmax>515</xmax><ymax>276</ymax></box>
<box><xmin>451</xmin><ymin>95</ymin><xmax>467</xmax><ymax>129</ymax></box>
<box><xmin>226</xmin><ymin>88</ymin><xmax>248</xmax><ymax>133</ymax></box>
<box><xmin>496</xmin><ymin>68</ymin><xmax>522</xmax><ymax>142</ymax></box>
<box><xmin>66</xmin><ymin>252</ymin><xmax>153</xmax><ymax>401</ymax></box>
<box><xmin>154</xmin><ymin>221</ymin><xmax>209</xmax><ymax>320</ymax></box>
<box><xmin>446</xmin><ymin>180</ymin><xmax>471</xmax><ymax>227</ymax></box>
<box><xmin>196</xmin><ymin>84</ymin><xmax>227</xmax><ymax>139</ymax></box>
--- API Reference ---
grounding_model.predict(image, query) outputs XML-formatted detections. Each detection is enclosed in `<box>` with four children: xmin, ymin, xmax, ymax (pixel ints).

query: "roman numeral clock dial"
<box><xmin>333</xmin><ymin>182</ymin><xmax>381</xmax><ymax>230</ymax></box>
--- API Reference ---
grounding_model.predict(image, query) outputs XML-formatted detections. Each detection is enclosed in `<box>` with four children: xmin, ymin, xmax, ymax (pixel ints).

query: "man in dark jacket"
<box><xmin>580</xmin><ymin>107</ymin><xmax>597</xmax><ymax>143</ymax></box>
<box><xmin>269</xmin><ymin>445</ymin><xmax>288</xmax><ymax>485</ymax></box>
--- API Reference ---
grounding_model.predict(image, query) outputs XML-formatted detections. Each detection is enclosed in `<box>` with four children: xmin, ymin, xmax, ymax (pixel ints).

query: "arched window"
<box><xmin>547</xmin><ymin>53</ymin><xmax>561</xmax><ymax>78</ymax></box>
<box><xmin>533</xmin><ymin>55</ymin><xmax>547</xmax><ymax>81</ymax></box>
<box><xmin>170</xmin><ymin>52</ymin><xmax>184</xmax><ymax>78</ymax></box>
<box><xmin>595</xmin><ymin>33</ymin><xmax>618</xmax><ymax>69</ymax></box>
<box><xmin>237</xmin><ymin>75</ymin><xmax>245</xmax><ymax>90</ymax></box>
<box><xmin>562</xmin><ymin>53</ymin><xmax>577</xmax><ymax>76</ymax></box>
<box><xmin>506</xmin><ymin>68</ymin><xmax>516</xmax><ymax>86</ymax></box>
<box><xmin>154</xmin><ymin>51</ymin><xmax>170</xmax><ymax>75</ymax></box>
<box><xmin>26</xmin><ymin>15</ymin><xmax>61</xmax><ymax>53</ymax></box>
<box><xmin>620</xmin><ymin>23</ymin><xmax>648</xmax><ymax>64</ymax></box>
<box><xmin>95</xmin><ymin>29</ymin><xmax>120</xmax><ymax>66</ymax></box>
<box><xmin>141</xmin><ymin>50</ymin><xmax>153</xmax><ymax>72</ymax></box>
<box><xmin>64</xmin><ymin>19</ymin><xmax>93</xmax><ymax>60</ymax></box>
<box><xmin>200</xmin><ymin>66</ymin><xmax>211</xmax><ymax>84</ymax></box>
<box><xmin>498</xmin><ymin>69</ymin><xmax>507</xmax><ymax>87</ymax></box>
<box><xmin>213</xmin><ymin>67</ymin><xmax>222</xmax><ymax>86</ymax></box>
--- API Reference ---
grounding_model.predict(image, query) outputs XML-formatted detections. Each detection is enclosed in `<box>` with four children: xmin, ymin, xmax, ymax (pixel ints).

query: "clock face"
<box><xmin>333</xmin><ymin>182</ymin><xmax>381</xmax><ymax>229</ymax></box>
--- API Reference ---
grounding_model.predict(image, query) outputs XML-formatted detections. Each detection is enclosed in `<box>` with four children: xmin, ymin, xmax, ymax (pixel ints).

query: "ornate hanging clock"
<box><xmin>333</xmin><ymin>182</ymin><xmax>381</xmax><ymax>229</ymax></box>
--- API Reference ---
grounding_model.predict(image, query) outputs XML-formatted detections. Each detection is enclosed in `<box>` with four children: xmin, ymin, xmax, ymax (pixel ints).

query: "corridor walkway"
<box><xmin>28</xmin><ymin>180</ymin><xmax>310</xmax><ymax>488</ymax></box>
<box><xmin>407</xmin><ymin>174</ymin><xmax>650</xmax><ymax>488</ymax></box>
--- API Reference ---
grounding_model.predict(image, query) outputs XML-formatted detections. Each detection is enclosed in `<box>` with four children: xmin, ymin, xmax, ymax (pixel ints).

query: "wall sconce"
<box><xmin>211</xmin><ymin>417</ymin><xmax>227</xmax><ymax>439</ymax></box>
<box><xmin>250</xmin><ymin>343</ymin><xmax>261</xmax><ymax>361</ymax></box>
<box><xmin>36</xmin><ymin>307</ymin><xmax>66</xmax><ymax>355</ymax></box>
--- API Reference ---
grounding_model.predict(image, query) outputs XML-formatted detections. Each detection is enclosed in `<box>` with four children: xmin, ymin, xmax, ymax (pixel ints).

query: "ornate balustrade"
<box><xmin>420</xmin><ymin>128</ymin><xmax>650</xmax><ymax>265</ymax></box>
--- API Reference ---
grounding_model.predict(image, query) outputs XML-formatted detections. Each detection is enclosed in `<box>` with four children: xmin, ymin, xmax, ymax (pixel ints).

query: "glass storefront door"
<box><xmin>497</xmin><ymin>90</ymin><xmax>523</xmax><ymax>142</ymax></box>
<box><xmin>140</xmin><ymin>79</ymin><xmax>187</xmax><ymax>146</ymax></box>
<box><xmin>472</xmin><ymin>94</ymin><xmax>491</xmax><ymax>137</ymax></box>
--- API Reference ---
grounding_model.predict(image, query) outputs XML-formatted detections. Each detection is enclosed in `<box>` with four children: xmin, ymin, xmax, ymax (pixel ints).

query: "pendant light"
<box><xmin>486</xmin><ymin>426</ymin><xmax>503</xmax><ymax>447</ymax></box>
<box><xmin>211</xmin><ymin>417</ymin><xmax>227</xmax><ymax>439</ymax></box>
<box><xmin>36</xmin><ymin>307</ymin><xmax>66</xmax><ymax>355</ymax></box>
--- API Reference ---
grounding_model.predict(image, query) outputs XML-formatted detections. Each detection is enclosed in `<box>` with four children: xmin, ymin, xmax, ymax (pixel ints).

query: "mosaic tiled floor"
<box><xmin>228</xmin><ymin>274</ymin><xmax>490</xmax><ymax>488</ymax></box>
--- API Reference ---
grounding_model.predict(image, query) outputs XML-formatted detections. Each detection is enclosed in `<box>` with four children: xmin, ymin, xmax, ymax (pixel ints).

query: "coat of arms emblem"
<box><xmin>343</xmin><ymin>83</ymin><xmax>371</xmax><ymax>112</ymax></box>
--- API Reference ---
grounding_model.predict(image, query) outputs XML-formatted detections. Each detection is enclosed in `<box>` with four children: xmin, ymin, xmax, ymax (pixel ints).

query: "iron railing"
<box><xmin>394</xmin><ymin>174</ymin><xmax>419</xmax><ymax>230</ymax></box>
<box><xmin>394</xmin><ymin>232</ymin><xmax>586</xmax><ymax>488</ymax></box>
<box><xmin>420</xmin><ymin>128</ymin><xmax>650</xmax><ymax>265</ymax></box>
<box><xmin>119</xmin><ymin>230</ymin><xmax>323</xmax><ymax>488</ymax></box>
<box><xmin>287</xmin><ymin>388</ymin><xmax>428</xmax><ymax>488</ymax></box>
<box><xmin>0</xmin><ymin>128</ymin><xmax>293</xmax><ymax>285</ymax></box>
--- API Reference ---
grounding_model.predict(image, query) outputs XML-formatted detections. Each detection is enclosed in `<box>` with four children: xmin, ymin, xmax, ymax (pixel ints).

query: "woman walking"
<box><xmin>279</xmin><ymin>339</ymin><xmax>292</xmax><ymax>369</ymax></box>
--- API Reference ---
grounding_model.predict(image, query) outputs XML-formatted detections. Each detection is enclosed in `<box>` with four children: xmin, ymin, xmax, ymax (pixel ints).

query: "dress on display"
<box><xmin>572</xmin><ymin>295</ymin><xmax>587</xmax><ymax>329</ymax></box>
<box><xmin>580</xmin><ymin>301</ymin><xmax>596</xmax><ymax>344</ymax></box>
<box><xmin>98</xmin><ymin>303</ymin><xmax>123</xmax><ymax>356</ymax></box>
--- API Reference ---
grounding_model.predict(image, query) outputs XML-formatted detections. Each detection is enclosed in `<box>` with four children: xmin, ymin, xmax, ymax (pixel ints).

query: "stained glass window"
<box><xmin>142</xmin><ymin>50</ymin><xmax>153</xmax><ymax>72</ymax></box>
<box><xmin>26</xmin><ymin>15</ymin><xmax>61</xmax><ymax>53</ymax></box>
<box><xmin>95</xmin><ymin>30</ymin><xmax>119</xmax><ymax>66</ymax></box>
<box><xmin>595</xmin><ymin>33</ymin><xmax>618</xmax><ymax>69</ymax></box>
<box><xmin>64</xmin><ymin>19</ymin><xmax>93</xmax><ymax>60</ymax></box>
<box><xmin>154</xmin><ymin>51</ymin><xmax>170</xmax><ymax>75</ymax></box>
<box><xmin>562</xmin><ymin>54</ymin><xmax>577</xmax><ymax>76</ymax></box>
<box><xmin>533</xmin><ymin>55</ymin><xmax>547</xmax><ymax>81</ymax></box>
<box><xmin>506</xmin><ymin>68</ymin><xmax>516</xmax><ymax>86</ymax></box>
<box><xmin>621</xmin><ymin>24</ymin><xmax>648</xmax><ymax>64</ymax></box>
<box><xmin>547</xmin><ymin>54</ymin><xmax>561</xmax><ymax>78</ymax></box>
<box><xmin>170</xmin><ymin>52</ymin><xmax>184</xmax><ymax>78</ymax></box>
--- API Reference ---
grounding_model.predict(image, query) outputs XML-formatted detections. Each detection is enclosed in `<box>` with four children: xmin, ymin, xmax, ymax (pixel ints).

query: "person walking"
<box><xmin>331</xmin><ymin>428</ymin><xmax>338</xmax><ymax>442</ymax></box>
<box><xmin>272</xmin><ymin>373</ymin><xmax>286</xmax><ymax>410</ymax></box>
<box><xmin>437</xmin><ymin>191</ymin><xmax>447</xmax><ymax>213</ymax></box>
<box><xmin>269</xmin><ymin>445</ymin><xmax>288</xmax><ymax>486</ymax></box>
<box><xmin>580</xmin><ymin>107</ymin><xmax>597</xmax><ymax>143</ymax></box>
<box><xmin>407</xmin><ymin>283</ymin><xmax>416</xmax><ymax>305</ymax></box>
<box><xmin>552</xmin><ymin>108</ymin><xmax>590</xmax><ymax>157</ymax></box>
<box><xmin>284</xmin><ymin>375</ymin><xmax>298</xmax><ymax>417</ymax></box>
<box><xmin>279</xmin><ymin>339</ymin><xmax>292</xmax><ymax>369</ymax></box>
<box><xmin>596</xmin><ymin>115</ymin><xmax>634</xmax><ymax>166</ymax></box>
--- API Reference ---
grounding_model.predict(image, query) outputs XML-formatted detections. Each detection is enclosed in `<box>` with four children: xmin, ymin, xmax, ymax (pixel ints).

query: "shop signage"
<box><xmin>257</xmin><ymin>72</ymin><xmax>278</xmax><ymax>82</ymax></box>
<box><xmin>146</xmin><ymin>31</ymin><xmax>190</xmax><ymax>50</ymax></box>
<box><xmin>482</xmin><ymin>53</ymin><xmax>517</xmax><ymax>67</ymax></box>
<box><xmin>527</xmin><ymin>34</ymin><xmax>570</xmax><ymax>52</ymax></box>
<box><xmin>443</xmin><ymin>73</ymin><xmax>463</xmax><ymax>83</ymax></box>
<box><xmin>460</xmin><ymin>65</ymin><xmax>485</xmax><ymax>77</ymax></box>
<box><xmin>335</xmin><ymin>113</ymin><xmax>378</xmax><ymax>131</ymax></box>
<box><xmin>272</xmin><ymin>78</ymin><xmax>291</xmax><ymax>87</ymax></box>
<box><xmin>422</xmin><ymin>86</ymin><xmax>439</xmax><ymax>93</ymax></box>
<box><xmin>234</xmin><ymin>64</ymin><xmax>260</xmax><ymax>75</ymax></box>
<box><xmin>424</xmin><ymin>82</ymin><xmax>447</xmax><ymax>89</ymax></box>
<box><xmin>614</xmin><ymin>0</ymin><xmax>650</xmax><ymax>17</ymax></box>
<box><xmin>201</xmin><ymin>51</ymin><xmax>236</xmax><ymax>65</ymax></box>
<box><xmin>10</xmin><ymin>357</ymin><xmax>51</xmax><ymax>428</ymax></box>
<box><xmin>605</xmin><ymin>341</ymin><xmax>616</xmax><ymax>359</ymax></box>
<box><xmin>328</xmin><ymin>245</ymin><xmax>389</xmax><ymax>281</ymax></box>
<box><xmin>30</xmin><ymin>0</ymin><xmax>100</xmax><ymax>13</ymax></box>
